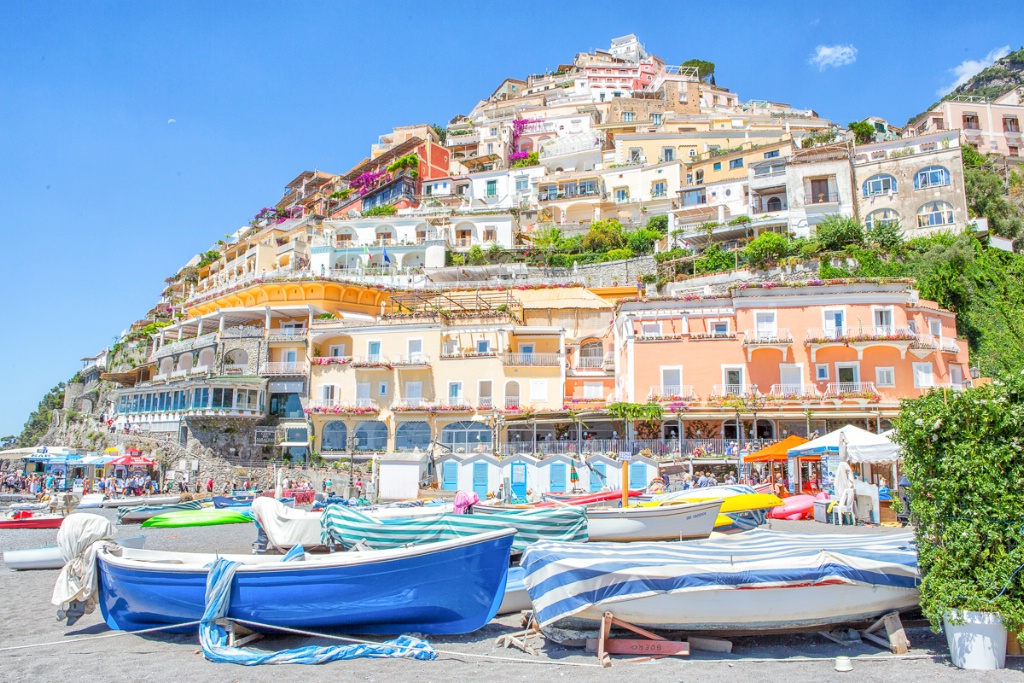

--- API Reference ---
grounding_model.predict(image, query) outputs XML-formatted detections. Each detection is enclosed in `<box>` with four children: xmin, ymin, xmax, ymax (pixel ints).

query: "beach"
<box><xmin>1</xmin><ymin>509</ymin><xmax>1020</xmax><ymax>683</ymax></box>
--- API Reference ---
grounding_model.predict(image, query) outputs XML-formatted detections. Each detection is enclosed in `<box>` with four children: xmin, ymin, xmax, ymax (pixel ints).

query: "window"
<box><xmin>440</xmin><ymin>420</ymin><xmax>491</xmax><ymax>449</ymax></box>
<box><xmin>1003</xmin><ymin>117</ymin><xmax>1020</xmax><ymax>133</ymax></box>
<box><xmin>476</xmin><ymin>339</ymin><xmax>491</xmax><ymax>353</ymax></box>
<box><xmin>928</xmin><ymin>318</ymin><xmax>942</xmax><ymax>337</ymax></box>
<box><xmin>729</xmin><ymin>158</ymin><xmax>744</xmax><ymax>169</ymax></box>
<box><xmin>628</xmin><ymin>147</ymin><xmax>642</xmax><ymax>163</ymax></box>
<box><xmin>876</xmin><ymin>367</ymin><xmax>895</xmax><ymax>388</ymax></box>
<box><xmin>962</xmin><ymin>114</ymin><xmax>980</xmax><ymax>130</ymax></box>
<box><xmin>329</xmin><ymin>344</ymin><xmax>346</xmax><ymax>357</ymax></box>
<box><xmin>395</xmin><ymin>422</ymin><xmax>430</xmax><ymax>451</ymax></box>
<box><xmin>530</xmin><ymin>379</ymin><xmax>548</xmax><ymax>403</ymax></box>
<box><xmin>694</xmin><ymin>169</ymin><xmax>704</xmax><ymax>184</ymax></box>
<box><xmin>754</xmin><ymin>311</ymin><xmax>777</xmax><ymax>340</ymax></box>
<box><xmin>378</xmin><ymin>382</ymin><xmax>388</xmax><ymax>396</ymax></box>
<box><xmin>322</xmin><ymin>422</ymin><xmax>347</xmax><ymax>451</ymax></box>
<box><xmin>865</xmin><ymin>209</ymin><xmax>900</xmax><ymax>230</ymax></box>
<box><xmin>489</xmin><ymin>127</ymin><xmax>498</xmax><ymax>136</ymax></box>
<box><xmin>913</xmin><ymin>362</ymin><xmax>934</xmax><ymax>388</ymax></box>
<box><xmin>652</xmin><ymin>113</ymin><xmax>663</xmax><ymax>125</ymax></box>
<box><xmin>485</xmin><ymin>180</ymin><xmax>497</xmax><ymax>197</ymax></box>
<box><xmin>424</xmin><ymin>184</ymin><xmax>432</xmax><ymax>196</ymax></box>
<box><xmin>367</xmin><ymin>341</ymin><xmax>381</xmax><ymax>361</ymax></box>
<box><xmin>712</xmin><ymin>322</ymin><xmax>729</xmax><ymax>337</ymax></box>
<box><xmin>723</xmin><ymin>367</ymin><xmax>744</xmax><ymax>392</ymax></box>
<box><xmin>515</xmin><ymin>176</ymin><xmax>529</xmax><ymax>193</ymax></box>
<box><xmin>448</xmin><ymin>382</ymin><xmax>463</xmax><ymax>401</ymax></box>
<box><xmin>354</xmin><ymin>421</ymin><xmax>387</xmax><ymax>451</ymax></box>
<box><xmin>863</xmin><ymin>173</ymin><xmax>897</xmax><ymax>197</ymax></box>
<box><xmin>661</xmin><ymin>146</ymin><xmax>674</xmax><ymax>162</ymax></box>
<box><xmin>641</xmin><ymin>321</ymin><xmax>661</xmax><ymax>337</ymax></box>
<box><xmin>1010</xmin><ymin>146</ymin><xmax>1020</xmax><ymax>158</ymax></box>
<box><xmin>651</xmin><ymin>180</ymin><xmax>667</xmax><ymax>198</ymax></box>
<box><xmin>688</xmin><ymin>148</ymin><xmax>697</xmax><ymax>158</ymax></box>
<box><xmin>764</xmin><ymin>150</ymin><xmax>780</xmax><ymax>159</ymax></box>
<box><xmin>319</xmin><ymin>385</ymin><xmax>336</xmax><ymax>402</ymax></box>
<box><xmin>407</xmin><ymin>338</ymin><xmax>423</xmax><ymax>362</ymax></box>
<box><xmin>484</xmin><ymin>228</ymin><xmax>496</xmax><ymax>242</ymax></box>
<box><xmin>917</xmin><ymin>201</ymin><xmax>955</xmax><ymax>228</ymax></box>
<box><xmin>914</xmin><ymin>165</ymin><xmax>950</xmax><ymax>189</ymax></box>
<box><xmin>836</xmin><ymin>363</ymin><xmax>860</xmax><ymax>384</ymax></box>
<box><xmin>623</xmin><ymin>111</ymin><xmax>634</xmax><ymax>122</ymax></box>
<box><xmin>583</xmin><ymin>382</ymin><xmax>604</xmax><ymax>399</ymax></box>
<box><xmin>487</xmin><ymin>143</ymin><xmax>493</xmax><ymax>154</ymax></box>
<box><xmin>403</xmin><ymin>381</ymin><xmax>422</xmax><ymax>401</ymax></box>
<box><xmin>615</xmin><ymin>187</ymin><xmax>629</xmax><ymax>202</ymax></box>
<box><xmin>823</xmin><ymin>309</ymin><xmax>845</xmax><ymax>336</ymax></box>
<box><xmin>661</xmin><ymin>367</ymin><xmax>681</xmax><ymax>393</ymax></box>
<box><xmin>873</xmin><ymin>307</ymin><xmax>893</xmax><ymax>334</ymax></box>
<box><xmin>713</xmin><ymin>162</ymin><xmax>722</xmax><ymax>171</ymax></box>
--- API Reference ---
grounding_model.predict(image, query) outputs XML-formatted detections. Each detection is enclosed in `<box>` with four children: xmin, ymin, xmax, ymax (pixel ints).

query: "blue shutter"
<box><xmin>442</xmin><ymin>461</ymin><xmax>458</xmax><ymax>491</ymax></box>
<box><xmin>589</xmin><ymin>463</ymin><xmax>607</xmax><ymax>492</ymax></box>
<box><xmin>629</xmin><ymin>462</ymin><xmax>646</xmax><ymax>490</ymax></box>
<box><xmin>510</xmin><ymin>462</ymin><xmax>527</xmax><ymax>500</ymax></box>
<box><xmin>473</xmin><ymin>462</ymin><xmax>489</xmax><ymax>498</ymax></box>
<box><xmin>550</xmin><ymin>462</ymin><xmax>566</xmax><ymax>493</ymax></box>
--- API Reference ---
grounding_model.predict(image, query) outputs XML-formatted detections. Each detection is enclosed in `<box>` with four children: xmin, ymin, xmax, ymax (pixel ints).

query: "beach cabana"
<box><xmin>457</xmin><ymin>453</ymin><xmax>502</xmax><ymax>499</ymax></box>
<box><xmin>583</xmin><ymin>454</ymin><xmax>622</xmax><ymax>492</ymax></box>
<box><xmin>536</xmin><ymin>454</ymin><xmax>578</xmax><ymax>494</ymax></box>
<box><xmin>499</xmin><ymin>454</ymin><xmax>539</xmax><ymax>501</ymax></box>
<box><xmin>624</xmin><ymin>454</ymin><xmax>658</xmax><ymax>490</ymax></box>
<box><xmin>435</xmin><ymin>453</ymin><xmax>464</xmax><ymax>492</ymax></box>
<box><xmin>378</xmin><ymin>451</ymin><xmax>429</xmax><ymax>502</ymax></box>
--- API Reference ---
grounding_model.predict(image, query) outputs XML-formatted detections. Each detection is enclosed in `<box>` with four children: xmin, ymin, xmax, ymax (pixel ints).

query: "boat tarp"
<box><xmin>321</xmin><ymin>504</ymin><xmax>587</xmax><ymax>553</ymax></box>
<box><xmin>252</xmin><ymin>497</ymin><xmax>325</xmax><ymax>551</ymax></box>
<box><xmin>520</xmin><ymin>529</ymin><xmax>919</xmax><ymax>628</ymax></box>
<box><xmin>117</xmin><ymin>500</ymin><xmax>203</xmax><ymax>523</ymax></box>
<box><xmin>141</xmin><ymin>509</ymin><xmax>252</xmax><ymax>528</ymax></box>
<box><xmin>199</xmin><ymin>557</ymin><xmax>437</xmax><ymax>665</ymax></box>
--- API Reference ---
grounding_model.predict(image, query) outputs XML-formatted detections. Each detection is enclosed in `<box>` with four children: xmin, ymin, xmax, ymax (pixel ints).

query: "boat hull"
<box><xmin>549</xmin><ymin>583</ymin><xmax>919</xmax><ymax>633</ymax></box>
<box><xmin>0</xmin><ymin>515</ymin><xmax>65</xmax><ymax>529</ymax></box>
<box><xmin>4</xmin><ymin>536</ymin><xmax>146</xmax><ymax>571</ymax></box>
<box><xmin>497</xmin><ymin>566</ymin><xmax>531</xmax><ymax>615</ymax></box>
<box><xmin>97</xmin><ymin>530</ymin><xmax>515</xmax><ymax>635</ymax></box>
<box><xmin>586</xmin><ymin>500</ymin><xmax>722</xmax><ymax>541</ymax></box>
<box><xmin>101</xmin><ymin>495</ymin><xmax>181</xmax><ymax>509</ymax></box>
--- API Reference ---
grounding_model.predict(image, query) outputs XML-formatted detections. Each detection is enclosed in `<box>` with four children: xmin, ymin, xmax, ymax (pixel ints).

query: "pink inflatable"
<box><xmin>768</xmin><ymin>494</ymin><xmax>816</xmax><ymax>520</ymax></box>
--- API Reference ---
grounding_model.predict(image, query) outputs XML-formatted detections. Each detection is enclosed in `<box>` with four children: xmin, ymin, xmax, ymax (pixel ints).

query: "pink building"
<box><xmin>905</xmin><ymin>89</ymin><xmax>1024</xmax><ymax>158</ymax></box>
<box><xmin>614</xmin><ymin>279</ymin><xmax>971</xmax><ymax>444</ymax></box>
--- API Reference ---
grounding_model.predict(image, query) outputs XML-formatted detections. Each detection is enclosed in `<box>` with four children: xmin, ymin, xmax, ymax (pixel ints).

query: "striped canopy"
<box><xmin>521</xmin><ymin>529</ymin><xmax>919</xmax><ymax>628</ymax></box>
<box><xmin>321</xmin><ymin>504</ymin><xmax>588</xmax><ymax>553</ymax></box>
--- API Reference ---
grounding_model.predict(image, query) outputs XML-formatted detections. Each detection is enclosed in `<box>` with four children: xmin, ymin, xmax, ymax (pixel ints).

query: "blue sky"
<box><xmin>0</xmin><ymin>1</ymin><xmax>1020</xmax><ymax>437</ymax></box>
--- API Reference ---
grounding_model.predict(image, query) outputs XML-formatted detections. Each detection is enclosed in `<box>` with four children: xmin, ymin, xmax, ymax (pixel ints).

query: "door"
<box><xmin>779</xmin><ymin>365</ymin><xmax>802</xmax><ymax>394</ymax></box>
<box><xmin>284</xmin><ymin>349</ymin><xmax>298</xmax><ymax>363</ymax></box>
<box><xmin>408</xmin><ymin>339</ymin><xmax>423</xmax><ymax>363</ymax></box>
<box><xmin>950</xmin><ymin>364</ymin><xmax>963</xmax><ymax>388</ymax></box>
<box><xmin>549</xmin><ymin>462</ymin><xmax>566</xmax><ymax>493</ymax></box>
<box><xmin>755</xmin><ymin>312</ymin><xmax>776</xmax><ymax>341</ymax></box>
<box><xmin>589</xmin><ymin>462</ymin><xmax>607</xmax><ymax>492</ymax></box>
<box><xmin>837</xmin><ymin>365</ymin><xmax>859</xmax><ymax>388</ymax></box>
<box><xmin>810</xmin><ymin>178</ymin><xmax>830</xmax><ymax>202</ymax></box>
<box><xmin>404</xmin><ymin>381</ymin><xmax>422</xmax><ymax>406</ymax></box>
<box><xmin>442</xmin><ymin>461</ymin><xmax>458</xmax><ymax>491</ymax></box>
<box><xmin>724</xmin><ymin>368</ymin><xmax>744</xmax><ymax>394</ymax></box>
<box><xmin>661</xmin><ymin>368</ymin><xmax>681</xmax><ymax>395</ymax></box>
<box><xmin>629</xmin><ymin>462</ymin><xmax>646</xmax><ymax>490</ymax></box>
<box><xmin>472</xmin><ymin>462</ymin><xmax>489</xmax><ymax>498</ymax></box>
<box><xmin>367</xmin><ymin>341</ymin><xmax>381</xmax><ymax>361</ymax></box>
<box><xmin>824</xmin><ymin>310</ymin><xmax>844</xmax><ymax>339</ymax></box>
<box><xmin>356</xmin><ymin>382</ymin><xmax>371</xmax><ymax>406</ymax></box>
<box><xmin>520</xmin><ymin>344</ymin><xmax>534</xmax><ymax>356</ymax></box>
<box><xmin>510</xmin><ymin>462</ymin><xmax>527</xmax><ymax>500</ymax></box>
<box><xmin>874</xmin><ymin>309</ymin><xmax>893</xmax><ymax>335</ymax></box>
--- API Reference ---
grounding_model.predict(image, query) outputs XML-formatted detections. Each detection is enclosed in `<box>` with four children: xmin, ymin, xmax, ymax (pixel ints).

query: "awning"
<box><xmin>0</xmin><ymin>447</ymin><xmax>40</xmax><ymax>460</ymax></box>
<box><xmin>109</xmin><ymin>455</ymin><xmax>157</xmax><ymax>467</ymax></box>
<box><xmin>787</xmin><ymin>425</ymin><xmax>901</xmax><ymax>464</ymax></box>
<box><xmin>745</xmin><ymin>435</ymin><xmax>809</xmax><ymax>462</ymax></box>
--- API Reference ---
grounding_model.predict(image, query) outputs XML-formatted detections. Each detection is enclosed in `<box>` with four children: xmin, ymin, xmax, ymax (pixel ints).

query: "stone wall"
<box><xmin>663</xmin><ymin>259</ymin><xmax>824</xmax><ymax>298</ymax></box>
<box><xmin>573</xmin><ymin>256</ymin><xmax>657</xmax><ymax>288</ymax></box>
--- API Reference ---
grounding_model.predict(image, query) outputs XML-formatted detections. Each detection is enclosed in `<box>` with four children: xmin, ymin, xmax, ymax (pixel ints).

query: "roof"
<box><xmin>513</xmin><ymin>287</ymin><xmax>612</xmax><ymax>310</ymax></box>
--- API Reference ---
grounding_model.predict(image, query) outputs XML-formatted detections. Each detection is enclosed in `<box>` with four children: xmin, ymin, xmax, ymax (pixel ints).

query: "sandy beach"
<box><xmin>1</xmin><ymin>509</ymin><xmax>1020</xmax><ymax>683</ymax></box>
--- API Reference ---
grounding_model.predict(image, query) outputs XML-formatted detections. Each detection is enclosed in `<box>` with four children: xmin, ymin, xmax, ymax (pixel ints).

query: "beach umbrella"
<box><xmin>570</xmin><ymin>462</ymin><xmax>579</xmax><ymax>483</ymax></box>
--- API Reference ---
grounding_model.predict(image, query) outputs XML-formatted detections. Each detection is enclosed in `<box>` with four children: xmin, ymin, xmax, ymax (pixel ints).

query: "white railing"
<box><xmin>392</xmin><ymin>354</ymin><xmax>430</xmax><ymax>366</ymax></box>
<box><xmin>189</xmin><ymin>365</ymin><xmax>211</xmax><ymax>376</ymax></box>
<box><xmin>825</xmin><ymin>382</ymin><xmax>879</xmax><ymax>398</ymax></box>
<box><xmin>153</xmin><ymin>373</ymin><xmax>169</xmax><ymax>382</ymax></box>
<box><xmin>170</xmin><ymin>369</ymin><xmax>189</xmax><ymax>379</ymax></box>
<box><xmin>223</xmin><ymin>363</ymin><xmax>248</xmax><ymax>375</ymax></box>
<box><xmin>769</xmin><ymin>384</ymin><xmax>821</xmax><ymax>400</ymax></box>
<box><xmin>576</xmin><ymin>356</ymin><xmax>605</xmax><ymax>369</ymax></box>
<box><xmin>438</xmin><ymin>397</ymin><xmax>473</xmax><ymax>409</ymax></box>
<box><xmin>504</xmin><ymin>352</ymin><xmax>561</xmax><ymax>367</ymax></box>
<box><xmin>268</xmin><ymin>328</ymin><xmax>306</xmax><ymax>340</ymax></box>
<box><xmin>392</xmin><ymin>398</ymin><xmax>433</xmax><ymax>410</ymax></box>
<box><xmin>261</xmin><ymin>362</ymin><xmax>308</xmax><ymax>375</ymax></box>
<box><xmin>351</xmin><ymin>355</ymin><xmax>391</xmax><ymax>366</ymax></box>
<box><xmin>806</xmin><ymin>326</ymin><xmax>917</xmax><ymax>342</ymax></box>
<box><xmin>478</xmin><ymin>396</ymin><xmax>494</xmax><ymax>409</ymax></box>
<box><xmin>308</xmin><ymin>398</ymin><xmax>379</xmax><ymax>411</ymax></box>
<box><xmin>743</xmin><ymin>328</ymin><xmax>793</xmax><ymax>344</ymax></box>
<box><xmin>505</xmin><ymin>396</ymin><xmax>521</xmax><ymax>409</ymax></box>
<box><xmin>711</xmin><ymin>384</ymin><xmax>756</xmax><ymax>399</ymax></box>
<box><xmin>940</xmin><ymin>338</ymin><xmax>961</xmax><ymax>353</ymax></box>
<box><xmin>648</xmin><ymin>385</ymin><xmax>697</xmax><ymax>401</ymax></box>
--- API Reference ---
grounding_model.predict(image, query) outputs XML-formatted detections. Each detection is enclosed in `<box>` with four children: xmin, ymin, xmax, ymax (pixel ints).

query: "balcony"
<box><xmin>223</xmin><ymin>363</ymin><xmax>249</xmax><ymax>375</ymax></box>
<box><xmin>152</xmin><ymin>373</ymin><xmax>169</xmax><ymax>383</ymax></box>
<box><xmin>504</xmin><ymin>396</ymin><xmax>521</xmax><ymax>410</ymax></box>
<box><xmin>306</xmin><ymin>399</ymin><xmax>379</xmax><ymax>415</ymax></box>
<box><xmin>576</xmin><ymin>355</ymin><xmax>606</xmax><ymax>369</ymax></box>
<box><xmin>807</xmin><ymin>192</ymin><xmax>840</xmax><ymax>205</ymax></box>
<box><xmin>391</xmin><ymin>398</ymin><xmax>434</xmax><ymax>412</ymax></box>
<box><xmin>636</xmin><ymin>330</ymin><xmax>685</xmax><ymax>342</ymax></box>
<box><xmin>435</xmin><ymin>397</ymin><xmax>474</xmax><ymax>412</ymax></box>
<box><xmin>710</xmin><ymin>384</ymin><xmax>758</xmax><ymax>402</ymax></box>
<box><xmin>805</xmin><ymin>326</ymin><xmax>917</xmax><ymax>361</ymax></box>
<box><xmin>824</xmin><ymin>382</ymin><xmax>880</xmax><ymax>402</ymax></box>
<box><xmin>451</xmin><ymin>238</ymin><xmax>473</xmax><ymax>247</ymax></box>
<box><xmin>648</xmin><ymin>385</ymin><xmax>698</xmax><ymax>403</ymax></box>
<box><xmin>768</xmin><ymin>384</ymin><xmax>821</xmax><ymax>402</ymax></box>
<box><xmin>910</xmin><ymin>334</ymin><xmax>960</xmax><ymax>358</ymax></box>
<box><xmin>445</xmin><ymin>132</ymin><xmax>480</xmax><ymax>146</ymax></box>
<box><xmin>392</xmin><ymin>354</ymin><xmax>431</xmax><ymax>368</ymax></box>
<box><xmin>276</xmin><ymin>239</ymin><xmax>306</xmax><ymax>256</ymax></box>
<box><xmin>268</xmin><ymin>328</ymin><xmax>307</xmax><ymax>342</ymax></box>
<box><xmin>188</xmin><ymin>365</ymin><xmax>212</xmax><ymax>376</ymax></box>
<box><xmin>742</xmin><ymin>328</ymin><xmax>793</xmax><ymax>361</ymax></box>
<box><xmin>504</xmin><ymin>352</ymin><xmax>561</xmax><ymax>367</ymax></box>
<box><xmin>478</xmin><ymin>396</ymin><xmax>494</xmax><ymax>409</ymax></box>
<box><xmin>351</xmin><ymin>356</ymin><xmax>393</xmax><ymax>370</ymax></box>
<box><xmin>261</xmin><ymin>362</ymin><xmax>308</xmax><ymax>375</ymax></box>
<box><xmin>170</xmin><ymin>369</ymin><xmax>189</xmax><ymax>380</ymax></box>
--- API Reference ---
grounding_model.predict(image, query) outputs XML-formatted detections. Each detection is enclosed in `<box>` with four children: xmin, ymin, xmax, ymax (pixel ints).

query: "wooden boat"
<box><xmin>540</xmin><ymin>490</ymin><xmax>643</xmax><ymax>507</ymax></box>
<box><xmin>95</xmin><ymin>528</ymin><xmax>516</xmax><ymax>634</ymax></box>
<box><xmin>76</xmin><ymin>494</ymin><xmax>107</xmax><ymax>509</ymax></box>
<box><xmin>640</xmin><ymin>486</ymin><xmax>783</xmax><ymax>532</ymax></box>
<box><xmin>522</xmin><ymin>530</ymin><xmax>920</xmax><ymax>634</ymax></box>
<box><xmin>585</xmin><ymin>499</ymin><xmax>723</xmax><ymax>542</ymax></box>
<box><xmin>0</xmin><ymin>511</ymin><xmax>66</xmax><ymax>529</ymax></box>
<box><xmin>4</xmin><ymin>536</ymin><xmax>145</xmax><ymax>571</ymax></box>
<box><xmin>101</xmin><ymin>494</ymin><xmax>181</xmax><ymax>508</ymax></box>
<box><xmin>117</xmin><ymin>500</ymin><xmax>205</xmax><ymax>523</ymax></box>
<box><xmin>497</xmin><ymin>566</ymin><xmax>531</xmax><ymax>615</ymax></box>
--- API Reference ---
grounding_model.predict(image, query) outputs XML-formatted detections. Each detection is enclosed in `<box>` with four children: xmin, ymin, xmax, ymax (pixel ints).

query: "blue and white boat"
<box><xmin>522</xmin><ymin>530</ymin><xmax>919</xmax><ymax>634</ymax></box>
<box><xmin>95</xmin><ymin>527</ymin><xmax>516</xmax><ymax>635</ymax></box>
<box><xmin>117</xmin><ymin>500</ymin><xmax>204</xmax><ymax>523</ymax></box>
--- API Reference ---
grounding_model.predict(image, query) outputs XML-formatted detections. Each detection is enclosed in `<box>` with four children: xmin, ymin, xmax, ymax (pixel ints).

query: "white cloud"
<box><xmin>167</xmin><ymin>118</ymin><xmax>177</xmax><ymax>124</ymax></box>
<box><xmin>937</xmin><ymin>45</ymin><xmax>1011</xmax><ymax>96</ymax></box>
<box><xmin>809</xmin><ymin>44</ymin><xmax>857</xmax><ymax>71</ymax></box>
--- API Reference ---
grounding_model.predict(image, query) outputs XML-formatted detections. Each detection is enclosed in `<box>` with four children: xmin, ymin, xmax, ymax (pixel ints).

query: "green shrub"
<box><xmin>362</xmin><ymin>204</ymin><xmax>397</xmax><ymax>217</ymax></box>
<box><xmin>866</xmin><ymin>221</ymin><xmax>904</xmax><ymax>251</ymax></box>
<box><xmin>582</xmin><ymin>220</ymin><xmax>626</xmax><ymax>252</ymax></box>
<box><xmin>654</xmin><ymin>247</ymin><xmax>692</xmax><ymax>263</ymax></box>
<box><xmin>894</xmin><ymin>375</ymin><xmax>1024</xmax><ymax>632</ymax></box>
<box><xmin>814</xmin><ymin>215</ymin><xmax>865</xmax><ymax>251</ymax></box>
<box><xmin>467</xmin><ymin>245</ymin><xmax>487</xmax><ymax>265</ymax></box>
<box><xmin>625</xmin><ymin>228</ymin><xmax>663</xmax><ymax>254</ymax></box>
<box><xmin>645</xmin><ymin>214</ymin><xmax>669</xmax><ymax>235</ymax></box>
<box><xmin>600</xmin><ymin>248</ymin><xmax>635</xmax><ymax>262</ymax></box>
<box><xmin>742</xmin><ymin>231</ymin><xmax>789</xmax><ymax>269</ymax></box>
<box><xmin>693</xmin><ymin>244</ymin><xmax>735</xmax><ymax>275</ymax></box>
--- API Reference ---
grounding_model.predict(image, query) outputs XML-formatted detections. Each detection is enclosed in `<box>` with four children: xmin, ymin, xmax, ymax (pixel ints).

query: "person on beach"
<box><xmin>206</xmin><ymin>477</ymin><xmax>214</xmax><ymax>493</ymax></box>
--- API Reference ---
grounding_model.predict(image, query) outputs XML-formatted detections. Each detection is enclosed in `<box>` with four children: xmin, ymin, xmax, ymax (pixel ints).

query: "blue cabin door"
<box><xmin>473</xmin><ymin>462</ymin><xmax>489</xmax><ymax>498</ymax></box>
<box><xmin>589</xmin><ymin>462</ymin><xmax>607</xmax><ymax>492</ymax></box>
<box><xmin>629</xmin><ymin>462</ymin><xmax>646</xmax><ymax>490</ymax></box>
<box><xmin>549</xmin><ymin>462</ymin><xmax>566</xmax><ymax>493</ymax></box>
<box><xmin>442</xmin><ymin>461</ymin><xmax>458</xmax><ymax>491</ymax></box>
<box><xmin>510</xmin><ymin>462</ymin><xmax>527</xmax><ymax>499</ymax></box>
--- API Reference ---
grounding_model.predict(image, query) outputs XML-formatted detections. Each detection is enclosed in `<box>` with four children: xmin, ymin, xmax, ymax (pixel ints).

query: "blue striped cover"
<box><xmin>521</xmin><ymin>529</ymin><xmax>919</xmax><ymax>628</ymax></box>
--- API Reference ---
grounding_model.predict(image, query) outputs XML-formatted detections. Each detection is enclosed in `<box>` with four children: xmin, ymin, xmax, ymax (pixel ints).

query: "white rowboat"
<box><xmin>100</xmin><ymin>495</ymin><xmax>181</xmax><ymax>508</ymax></box>
<box><xmin>4</xmin><ymin>535</ymin><xmax>146</xmax><ymax>571</ymax></box>
<box><xmin>586</xmin><ymin>499</ymin><xmax>723</xmax><ymax>542</ymax></box>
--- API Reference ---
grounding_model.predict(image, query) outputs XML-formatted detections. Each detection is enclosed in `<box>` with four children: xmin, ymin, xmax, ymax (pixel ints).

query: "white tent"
<box><xmin>788</xmin><ymin>425</ymin><xmax>902</xmax><ymax>464</ymax></box>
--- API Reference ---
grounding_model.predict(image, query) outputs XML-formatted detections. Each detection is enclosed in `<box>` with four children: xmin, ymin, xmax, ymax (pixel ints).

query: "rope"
<box><xmin>231</xmin><ymin>619</ymin><xmax>603</xmax><ymax>668</ymax></box>
<box><xmin>0</xmin><ymin>620</ymin><xmax>202</xmax><ymax>653</ymax></box>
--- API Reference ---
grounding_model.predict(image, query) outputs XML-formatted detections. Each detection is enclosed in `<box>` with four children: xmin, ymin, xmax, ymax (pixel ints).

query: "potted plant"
<box><xmin>894</xmin><ymin>377</ymin><xmax>1024</xmax><ymax>670</ymax></box>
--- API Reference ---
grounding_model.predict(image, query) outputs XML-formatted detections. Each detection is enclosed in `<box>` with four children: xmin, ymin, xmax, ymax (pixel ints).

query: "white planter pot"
<box><xmin>943</xmin><ymin>610</ymin><xmax>1006</xmax><ymax>670</ymax></box>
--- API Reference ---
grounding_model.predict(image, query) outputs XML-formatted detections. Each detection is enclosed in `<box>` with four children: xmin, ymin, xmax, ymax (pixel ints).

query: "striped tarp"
<box><xmin>116</xmin><ymin>499</ymin><xmax>203</xmax><ymax>523</ymax></box>
<box><xmin>521</xmin><ymin>529</ymin><xmax>919</xmax><ymax>628</ymax></box>
<box><xmin>321</xmin><ymin>504</ymin><xmax>587</xmax><ymax>553</ymax></box>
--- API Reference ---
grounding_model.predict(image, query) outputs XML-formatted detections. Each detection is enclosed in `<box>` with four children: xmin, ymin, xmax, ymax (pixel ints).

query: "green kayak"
<box><xmin>141</xmin><ymin>508</ymin><xmax>252</xmax><ymax>528</ymax></box>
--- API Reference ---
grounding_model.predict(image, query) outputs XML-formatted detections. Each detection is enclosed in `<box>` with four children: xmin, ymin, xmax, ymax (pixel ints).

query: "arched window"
<box><xmin>914</xmin><ymin>165</ymin><xmax>950</xmax><ymax>189</ymax></box>
<box><xmin>766</xmin><ymin>196</ymin><xmax>783</xmax><ymax>211</ymax></box>
<box><xmin>579</xmin><ymin>341</ymin><xmax>603</xmax><ymax>368</ymax></box>
<box><xmin>322</xmin><ymin>422</ymin><xmax>347</xmax><ymax>451</ymax></box>
<box><xmin>159</xmin><ymin>357</ymin><xmax>173</xmax><ymax>375</ymax></box>
<box><xmin>354</xmin><ymin>421</ymin><xmax>387</xmax><ymax>451</ymax></box>
<box><xmin>862</xmin><ymin>173</ymin><xmax>897</xmax><ymax>197</ymax></box>
<box><xmin>917</xmin><ymin>201</ymin><xmax>955</xmax><ymax>227</ymax></box>
<box><xmin>197</xmin><ymin>347</ymin><xmax>215</xmax><ymax>369</ymax></box>
<box><xmin>865</xmin><ymin>208</ymin><xmax>900</xmax><ymax>230</ymax></box>
<box><xmin>441</xmin><ymin>420</ymin><xmax>492</xmax><ymax>451</ymax></box>
<box><xmin>226</xmin><ymin>348</ymin><xmax>248</xmax><ymax>365</ymax></box>
<box><xmin>396</xmin><ymin>422</ymin><xmax>431</xmax><ymax>451</ymax></box>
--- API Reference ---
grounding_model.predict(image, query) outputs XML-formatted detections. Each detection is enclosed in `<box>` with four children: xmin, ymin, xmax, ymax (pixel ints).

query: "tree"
<box><xmin>511</xmin><ymin>152</ymin><xmax>539</xmax><ymax>168</ymax></box>
<box><xmin>16</xmin><ymin>383</ymin><xmax>65</xmax><ymax>447</ymax></box>
<box><xmin>681</xmin><ymin>59</ymin><xmax>715</xmax><ymax>81</ymax></box>
<box><xmin>625</xmin><ymin>228</ymin><xmax>663</xmax><ymax>254</ymax></box>
<box><xmin>742</xmin><ymin>231</ymin><xmax>789</xmax><ymax>269</ymax></box>
<box><xmin>866</xmin><ymin>220</ymin><xmax>904</xmax><ymax>251</ymax></box>
<box><xmin>847</xmin><ymin>120</ymin><xmax>875</xmax><ymax>145</ymax></box>
<box><xmin>693</xmin><ymin>244</ymin><xmax>735</xmax><ymax>275</ymax></box>
<box><xmin>814</xmin><ymin>215</ymin><xmax>865</xmax><ymax>251</ymax></box>
<box><xmin>467</xmin><ymin>245</ymin><xmax>487</xmax><ymax>265</ymax></box>
<box><xmin>645</xmin><ymin>214</ymin><xmax>669</xmax><ymax>235</ymax></box>
<box><xmin>531</xmin><ymin>225</ymin><xmax>563</xmax><ymax>252</ymax></box>
<box><xmin>582</xmin><ymin>220</ymin><xmax>626</xmax><ymax>252</ymax></box>
<box><xmin>430</xmin><ymin>123</ymin><xmax>447</xmax><ymax>144</ymax></box>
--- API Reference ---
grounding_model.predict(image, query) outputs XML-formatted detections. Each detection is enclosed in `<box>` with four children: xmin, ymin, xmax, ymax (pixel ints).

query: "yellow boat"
<box><xmin>636</xmin><ymin>490</ymin><xmax>784</xmax><ymax>532</ymax></box>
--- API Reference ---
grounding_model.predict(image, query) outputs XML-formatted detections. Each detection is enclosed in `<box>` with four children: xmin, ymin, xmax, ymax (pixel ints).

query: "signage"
<box><xmin>618</xmin><ymin>452</ymin><xmax>632</xmax><ymax>462</ymax></box>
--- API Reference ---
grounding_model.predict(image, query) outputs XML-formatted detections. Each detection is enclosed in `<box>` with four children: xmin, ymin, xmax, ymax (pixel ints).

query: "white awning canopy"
<box><xmin>788</xmin><ymin>425</ymin><xmax>902</xmax><ymax>464</ymax></box>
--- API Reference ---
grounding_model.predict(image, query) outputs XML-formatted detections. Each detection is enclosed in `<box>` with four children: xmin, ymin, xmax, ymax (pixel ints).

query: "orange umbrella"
<box><xmin>744</xmin><ymin>435</ymin><xmax>810</xmax><ymax>463</ymax></box>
